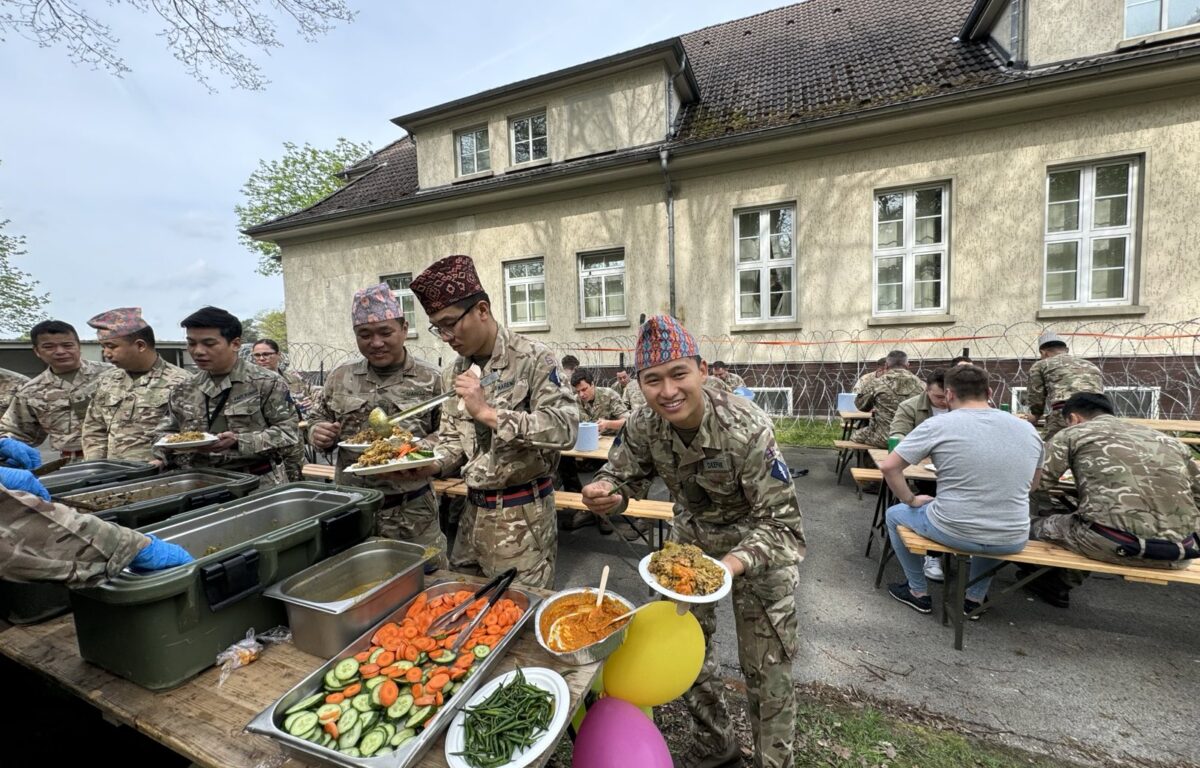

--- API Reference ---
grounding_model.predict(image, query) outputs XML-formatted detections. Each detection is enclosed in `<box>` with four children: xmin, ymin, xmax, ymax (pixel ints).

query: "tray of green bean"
<box><xmin>444</xmin><ymin>667</ymin><xmax>569</xmax><ymax>768</ymax></box>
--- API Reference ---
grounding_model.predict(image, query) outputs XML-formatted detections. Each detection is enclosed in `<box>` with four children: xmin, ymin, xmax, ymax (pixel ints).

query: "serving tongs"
<box><xmin>427</xmin><ymin>567</ymin><xmax>518</xmax><ymax>655</ymax></box>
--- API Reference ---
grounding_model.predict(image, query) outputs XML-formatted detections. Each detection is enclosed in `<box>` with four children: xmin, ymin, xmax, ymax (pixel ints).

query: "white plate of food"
<box><xmin>154</xmin><ymin>431</ymin><xmax>219</xmax><ymax>449</ymax></box>
<box><xmin>336</xmin><ymin>441</ymin><xmax>375</xmax><ymax>453</ymax></box>
<box><xmin>444</xmin><ymin>667</ymin><xmax>569</xmax><ymax>768</ymax></box>
<box><xmin>638</xmin><ymin>542</ymin><xmax>733</xmax><ymax>604</ymax></box>
<box><xmin>344</xmin><ymin>440</ymin><xmax>440</xmax><ymax>476</ymax></box>
<box><xmin>339</xmin><ymin>426</ymin><xmax>415</xmax><ymax>454</ymax></box>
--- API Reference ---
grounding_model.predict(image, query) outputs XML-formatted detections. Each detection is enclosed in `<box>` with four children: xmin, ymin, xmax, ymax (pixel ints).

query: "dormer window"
<box><xmin>1126</xmin><ymin>0</ymin><xmax>1200</xmax><ymax>38</ymax></box>
<box><xmin>456</xmin><ymin>126</ymin><xmax>490</xmax><ymax>176</ymax></box>
<box><xmin>510</xmin><ymin>112</ymin><xmax>548</xmax><ymax>165</ymax></box>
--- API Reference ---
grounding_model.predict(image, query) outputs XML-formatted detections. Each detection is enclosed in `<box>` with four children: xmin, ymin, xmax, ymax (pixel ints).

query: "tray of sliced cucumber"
<box><xmin>246</xmin><ymin>579</ymin><xmax>540</xmax><ymax>768</ymax></box>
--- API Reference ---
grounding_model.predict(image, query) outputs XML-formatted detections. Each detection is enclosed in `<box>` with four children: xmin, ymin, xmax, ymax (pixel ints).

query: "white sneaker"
<box><xmin>923</xmin><ymin>556</ymin><xmax>944</xmax><ymax>582</ymax></box>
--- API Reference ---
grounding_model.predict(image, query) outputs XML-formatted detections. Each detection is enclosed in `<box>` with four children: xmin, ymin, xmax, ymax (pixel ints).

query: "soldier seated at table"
<box><xmin>889</xmin><ymin>368</ymin><xmax>950</xmax><ymax>582</ymax></box>
<box><xmin>1024</xmin><ymin>393</ymin><xmax>1200</xmax><ymax>608</ymax></box>
<box><xmin>558</xmin><ymin>369</ymin><xmax>630</xmax><ymax>534</ymax></box>
<box><xmin>878</xmin><ymin>365</ymin><xmax>1043</xmax><ymax>618</ymax></box>
<box><xmin>853</xmin><ymin>350</ymin><xmax>923</xmax><ymax>449</ymax></box>
<box><xmin>1022</xmin><ymin>331</ymin><xmax>1104</xmax><ymax>441</ymax></box>
<box><xmin>852</xmin><ymin>357</ymin><xmax>887</xmax><ymax>395</ymax></box>
<box><xmin>710</xmin><ymin>361</ymin><xmax>746</xmax><ymax>391</ymax></box>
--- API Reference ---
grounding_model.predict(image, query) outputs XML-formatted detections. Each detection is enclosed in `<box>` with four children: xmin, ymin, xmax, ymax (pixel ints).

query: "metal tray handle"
<box><xmin>184</xmin><ymin>487</ymin><xmax>235</xmax><ymax>511</ymax></box>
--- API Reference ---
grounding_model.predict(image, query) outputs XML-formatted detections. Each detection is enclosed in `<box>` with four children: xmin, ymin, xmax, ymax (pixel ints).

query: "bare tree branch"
<box><xmin>0</xmin><ymin>0</ymin><xmax>354</xmax><ymax>90</ymax></box>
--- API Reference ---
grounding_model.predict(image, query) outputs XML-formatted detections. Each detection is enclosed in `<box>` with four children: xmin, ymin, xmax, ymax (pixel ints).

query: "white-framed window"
<box><xmin>1044</xmin><ymin>159</ymin><xmax>1138</xmax><ymax>307</ymax></box>
<box><xmin>873</xmin><ymin>184</ymin><xmax>949</xmax><ymax>315</ymax></box>
<box><xmin>510</xmin><ymin>112</ymin><xmax>548</xmax><ymax>165</ymax></box>
<box><xmin>748</xmin><ymin>387</ymin><xmax>792</xmax><ymax>416</ymax></box>
<box><xmin>455</xmin><ymin>125</ymin><xmax>490</xmax><ymax>176</ymax></box>
<box><xmin>1125</xmin><ymin>0</ymin><xmax>1200</xmax><ymax>37</ymax></box>
<box><xmin>380</xmin><ymin>273</ymin><xmax>416</xmax><ymax>325</ymax></box>
<box><xmin>503</xmin><ymin>258</ymin><xmax>546</xmax><ymax>327</ymax></box>
<box><xmin>735</xmin><ymin>205</ymin><xmax>796</xmax><ymax>323</ymax></box>
<box><xmin>578</xmin><ymin>249</ymin><xmax>626</xmax><ymax>322</ymax></box>
<box><xmin>1010</xmin><ymin>385</ymin><xmax>1159</xmax><ymax>419</ymax></box>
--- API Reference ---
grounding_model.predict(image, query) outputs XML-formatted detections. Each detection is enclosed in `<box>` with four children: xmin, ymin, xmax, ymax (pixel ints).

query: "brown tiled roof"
<box><xmin>249</xmin><ymin>0</ymin><xmax>1197</xmax><ymax>234</ymax></box>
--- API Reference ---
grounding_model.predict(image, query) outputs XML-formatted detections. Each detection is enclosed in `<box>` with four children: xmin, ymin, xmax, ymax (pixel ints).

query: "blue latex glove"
<box><xmin>0</xmin><ymin>437</ymin><xmax>42</xmax><ymax>470</ymax></box>
<box><xmin>129</xmin><ymin>534</ymin><xmax>194</xmax><ymax>572</ymax></box>
<box><xmin>0</xmin><ymin>467</ymin><xmax>51</xmax><ymax>501</ymax></box>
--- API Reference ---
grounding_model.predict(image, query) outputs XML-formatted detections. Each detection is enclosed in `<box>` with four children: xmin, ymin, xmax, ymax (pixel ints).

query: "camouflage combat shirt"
<box><xmin>0</xmin><ymin>487</ymin><xmax>147</xmax><ymax>586</ymax></box>
<box><xmin>307</xmin><ymin>353</ymin><xmax>444</xmax><ymax>492</ymax></box>
<box><xmin>81</xmin><ymin>356</ymin><xmax>190</xmax><ymax>461</ymax></box>
<box><xmin>594</xmin><ymin>387</ymin><xmax>806</xmax><ymax>578</ymax></box>
<box><xmin>0</xmin><ymin>359</ymin><xmax>112</xmax><ymax>453</ymax></box>
<box><xmin>436</xmin><ymin>325</ymin><xmax>579</xmax><ymax>490</ymax></box>
<box><xmin>579</xmin><ymin>386</ymin><xmax>630</xmax><ymax>423</ymax></box>
<box><xmin>1027</xmin><ymin>353</ymin><xmax>1104</xmax><ymax>418</ymax></box>
<box><xmin>1039</xmin><ymin>414</ymin><xmax>1200</xmax><ymax>540</ymax></box>
<box><xmin>153</xmin><ymin>358</ymin><xmax>299</xmax><ymax>470</ymax></box>
<box><xmin>853</xmin><ymin>368</ymin><xmax>924</xmax><ymax>447</ymax></box>
<box><xmin>0</xmin><ymin>368</ymin><xmax>29</xmax><ymax>415</ymax></box>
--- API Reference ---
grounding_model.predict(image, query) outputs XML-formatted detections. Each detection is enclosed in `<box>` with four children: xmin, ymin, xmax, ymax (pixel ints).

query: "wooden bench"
<box><xmin>300</xmin><ymin>464</ymin><xmax>674</xmax><ymax>546</ymax></box>
<box><xmin>850</xmin><ymin>467</ymin><xmax>888</xmax><ymax>557</ymax></box>
<box><xmin>890</xmin><ymin>525</ymin><xmax>1200</xmax><ymax>650</ymax></box>
<box><xmin>834</xmin><ymin>440</ymin><xmax>875</xmax><ymax>486</ymax></box>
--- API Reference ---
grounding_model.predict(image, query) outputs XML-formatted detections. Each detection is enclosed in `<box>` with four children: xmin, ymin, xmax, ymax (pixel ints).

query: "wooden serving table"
<box><xmin>0</xmin><ymin>572</ymin><xmax>598</xmax><ymax>768</ymax></box>
<box><xmin>561</xmin><ymin>435</ymin><xmax>615</xmax><ymax>461</ymax></box>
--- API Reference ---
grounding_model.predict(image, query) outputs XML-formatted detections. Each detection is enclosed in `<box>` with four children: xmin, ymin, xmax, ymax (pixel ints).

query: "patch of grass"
<box><xmin>792</xmin><ymin>696</ymin><xmax>1073</xmax><ymax>768</ymax></box>
<box><xmin>773</xmin><ymin>418</ymin><xmax>842</xmax><ymax>448</ymax></box>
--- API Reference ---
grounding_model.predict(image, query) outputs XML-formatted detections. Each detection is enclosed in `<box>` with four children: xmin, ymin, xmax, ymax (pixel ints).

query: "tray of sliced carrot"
<box><xmin>247</xmin><ymin>580</ymin><xmax>541</xmax><ymax>768</ymax></box>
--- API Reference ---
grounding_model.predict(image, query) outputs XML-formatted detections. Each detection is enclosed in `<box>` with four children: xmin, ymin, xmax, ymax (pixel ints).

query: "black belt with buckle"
<box><xmin>467</xmin><ymin>478</ymin><xmax>554</xmax><ymax>509</ymax></box>
<box><xmin>1090</xmin><ymin>522</ymin><xmax>1200</xmax><ymax>561</ymax></box>
<box><xmin>382</xmin><ymin>485</ymin><xmax>433</xmax><ymax>506</ymax></box>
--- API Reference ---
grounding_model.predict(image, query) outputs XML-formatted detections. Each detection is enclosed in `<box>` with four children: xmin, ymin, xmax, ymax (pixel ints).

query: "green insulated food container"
<box><xmin>38</xmin><ymin>460</ymin><xmax>158</xmax><ymax>495</ymax></box>
<box><xmin>69</xmin><ymin>482</ymin><xmax>382</xmax><ymax>690</ymax></box>
<box><xmin>0</xmin><ymin>469</ymin><xmax>262</xmax><ymax>626</ymax></box>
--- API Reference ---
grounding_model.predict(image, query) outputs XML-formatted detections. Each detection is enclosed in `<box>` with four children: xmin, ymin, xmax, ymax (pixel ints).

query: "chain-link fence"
<box><xmin>285</xmin><ymin>318</ymin><xmax>1200</xmax><ymax>434</ymax></box>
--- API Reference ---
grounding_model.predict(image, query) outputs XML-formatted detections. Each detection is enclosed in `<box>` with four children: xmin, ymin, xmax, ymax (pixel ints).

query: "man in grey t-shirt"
<box><xmin>877</xmin><ymin>365</ymin><xmax>1043</xmax><ymax>617</ymax></box>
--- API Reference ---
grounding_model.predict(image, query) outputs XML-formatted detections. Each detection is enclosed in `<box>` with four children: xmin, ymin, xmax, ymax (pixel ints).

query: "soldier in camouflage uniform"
<box><xmin>0</xmin><ymin>481</ymin><xmax>192</xmax><ymax>584</ymax></box>
<box><xmin>571</xmin><ymin>370</ymin><xmax>629</xmax><ymax>433</ymax></box>
<box><xmin>154</xmin><ymin>307</ymin><xmax>299</xmax><ymax>487</ymax></box>
<box><xmin>402</xmin><ymin>255</ymin><xmax>578</xmax><ymax>589</ymax></box>
<box><xmin>623</xmin><ymin>376</ymin><xmax>647</xmax><ymax>411</ymax></box>
<box><xmin>1027</xmin><ymin>393</ymin><xmax>1200</xmax><ymax>606</ymax></box>
<box><xmin>81</xmin><ymin>308</ymin><xmax>190</xmax><ymax>462</ymax></box>
<box><xmin>583</xmin><ymin>316</ymin><xmax>804</xmax><ymax>768</ymax></box>
<box><xmin>1024</xmin><ymin>331</ymin><xmax>1104</xmax><ymax>441</ymax></box>
<box><xmin>710</xmin><ymin>361</ymin><xmax>747</xmax><ymax>391</ymax></box>
<box><xmin>611</xmin><ymin>368</ymin><xmax>632</xmax><ymax>398</ymax></box>
<box><xmin>852</xmin><ymin>357</ymin><xmax>887</xmax><ymax>394</ymax></box>
<box><xmin>0</xmin><ymin>368</ymin><xmax>29</xmax><ymax>416</ymax></box>
<box><xmin>251</xmin><ymin>339</ymin><xmax>313</xmax><ymax>481</ymax></box>
<box><xmin>0</xmin><ymin>320</ymin><xmax>111</xmax><ymax>459</ymax></box>
<box><xmin>308</xmin><ymin>284</ymin><xmax>449</xmax><ymax>569</ymax></box>
<box><xmin>852</xmin><ymin>351</ymin><xmax>924</xmax><ymax>448</ymax></box>
<box><xmin>889</xmin><ymin>369</ymin><xmax>949</xmax><ymax>439</ymax></box>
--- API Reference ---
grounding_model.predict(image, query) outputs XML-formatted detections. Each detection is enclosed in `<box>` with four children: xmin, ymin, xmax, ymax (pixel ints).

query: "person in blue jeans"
<box><xmin>877</xmin><ymin>365</ymin><xmax>1043</xmax><ymax>618</ymax></box>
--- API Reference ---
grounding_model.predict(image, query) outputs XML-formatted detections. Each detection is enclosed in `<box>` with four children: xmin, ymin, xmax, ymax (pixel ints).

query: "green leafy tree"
<box><xmin>254</xmin><ymin>308</ymin><xmax>288</xmax><ymax>349</ymax></box>
<box><xmin>0</xmin><ymin>217</ymin><xmax>50</xmax><ymax>336</ymax></box>
<box><xmin>236</xmin><ymin>138</ymin><xmax>372</xmax><ymax>276</ymax></box>
<box><xmin>0</xmin><ymin>0</ymin><xmax>354</xmax><ymax>91</ymax></box>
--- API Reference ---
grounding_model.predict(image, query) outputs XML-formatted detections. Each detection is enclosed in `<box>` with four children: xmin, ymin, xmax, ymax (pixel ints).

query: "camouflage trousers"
<box><xmin>377</xmin><ymin>489</ymin><xmax>449</xmax><ymax>570</ymax></box>
<box><xmin>672</xmin><ymin>517</ymin><xmax>799</xmax><ymax>768</ymax></box>
<box><xmin>1031</xmin><ymin>514</ymin><xmax>1189</xmax><ymax>588</ymax></box>
<box><xmin>850</xmin><ymin>423</ymin><xmax>887</xmax><ymax>449</ymax></box>
<box><xmin>283</xmin><ymin>442</ymin><xmax>307</xmax><ymax>482</ymax></box>
<box><xmin>451</xmin><ymin>491</ymin><xmax>557</xmax><ymax>589</ymax></box>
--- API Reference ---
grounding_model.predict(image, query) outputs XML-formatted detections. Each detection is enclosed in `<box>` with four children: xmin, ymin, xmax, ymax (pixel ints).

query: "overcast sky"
<box><xmin>0</xmin><ymin>1</ymin><xmax>785</xmax><ymax>341</ymax></box>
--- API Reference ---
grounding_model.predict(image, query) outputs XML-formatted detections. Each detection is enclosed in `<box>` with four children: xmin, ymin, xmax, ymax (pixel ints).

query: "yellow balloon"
<box><xmin>603</xmin><ymin>601</ymin><xmax>705</xmax><ymax>708</ymax></box>
<box><xmin>572</xmin><ymin>668</ymin><xmax>654</xmax><ymax>732</ymax></box>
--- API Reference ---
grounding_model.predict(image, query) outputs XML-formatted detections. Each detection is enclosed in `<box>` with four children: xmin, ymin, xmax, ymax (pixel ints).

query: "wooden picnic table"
<box><xmin>838</xmin><ymin>410</ymin><xmax>871</xmax><ymax>440</ymax></box>
<box><xmin>0</xmin><ymin>571</ymin><xmax>598</xmax><ymax>768</ymax></box>
<box><xmin>1123</xmin><ymin>418</ymin><xmax>1200</xmax><ymax>434</ymax></box>
<box><xmin>867</xmin><ymin>449</ymin><xmax>936</xmax><ymax>481</ymax></box>
<box><xmin>561</xmin><ymin>434</ymin><xmax>614</xmax><ymax>461</ymax></box>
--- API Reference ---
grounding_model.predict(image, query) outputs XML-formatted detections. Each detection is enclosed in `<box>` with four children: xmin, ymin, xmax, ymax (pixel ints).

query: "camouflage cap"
<box><xmin>87</xmin><ymin>307</ymin><xmax>148</xmax><ymax>340</ymax></box>
<box><xmin>635</xmin><ymin>315</ymin><xmax>698</xmax><ymax>372</ymax></box>
<box><xmin>351</xmin><ymin>283</ymin><xmax>404</xmax><ymax>327</ymax></box>
<box><xmin>410</xmin><ymin>255</ymin><xmax>485</xmax><ymax>315</ymax></box>
<box><xmin>1038</xmin><ymin>330</ymin><xmax>1068</xmax><ymax>349</ymax></box>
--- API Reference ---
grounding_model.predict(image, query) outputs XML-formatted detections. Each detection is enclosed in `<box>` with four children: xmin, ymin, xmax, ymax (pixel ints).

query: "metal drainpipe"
<box><xmin>660</xmin><ymin>147</ymin><xmax>676</xmax><ymax>319</ymax></box>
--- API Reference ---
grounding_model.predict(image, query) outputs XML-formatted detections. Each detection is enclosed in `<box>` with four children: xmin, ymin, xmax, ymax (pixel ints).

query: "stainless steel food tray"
<box><xmin>247</xmin><ymin>579</ymin><xmax>541</xmax><ymax>768</ymax></box>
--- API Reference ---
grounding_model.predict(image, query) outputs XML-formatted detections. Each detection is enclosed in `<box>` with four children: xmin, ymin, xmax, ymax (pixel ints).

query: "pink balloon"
<box><xmin>572</xmin><ymin>696</ymin><xmax>672</xmax><ymax>768</ymax></box>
